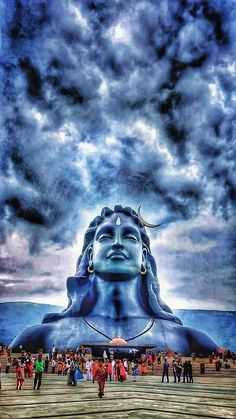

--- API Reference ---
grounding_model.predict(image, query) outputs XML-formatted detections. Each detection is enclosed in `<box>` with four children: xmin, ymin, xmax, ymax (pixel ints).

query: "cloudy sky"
<box><xmin>0</xmin><ymin>0</ymin><xmax>235</xmax><ymax>310</ymax></box>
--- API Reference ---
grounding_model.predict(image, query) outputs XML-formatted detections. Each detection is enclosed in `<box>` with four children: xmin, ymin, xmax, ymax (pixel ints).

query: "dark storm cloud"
<box><xmin>0</xmin><ymin>1</ymin><xmax>235</xmax><ymax>260</ymax></box>
<box><xmin>0</xmin><ymin>259</ymin><xmax>17</xmax><ymax>274</ymax></box>
<box><xmin>0</xmin><ymin>257</ymin><xmax>33</xmax><ymax>274</ymax></box>
<box><xmin>0</xmin><ymin>251</ymin><xmax>68</xmax><ymax>300</ymax></box>
<box><xmin>0</xmin><ymin>277</ymin><xmax>63</xmax><ymax>298</ymax></box>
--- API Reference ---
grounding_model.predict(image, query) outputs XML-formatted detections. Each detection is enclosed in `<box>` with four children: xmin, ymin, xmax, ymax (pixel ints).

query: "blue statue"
<box><xmin>10</xmin><ymin>205</ymin><xmax>218</xmax><ymax>354</ymax></box>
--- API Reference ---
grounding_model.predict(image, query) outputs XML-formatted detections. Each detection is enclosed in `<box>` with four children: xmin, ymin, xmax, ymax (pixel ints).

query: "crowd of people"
<box><xmin>161</xmin><ymin>358</ymin><xmax>193</xmax><ymax>383</ymax></box>
<box><xmin>0</xmin><ymin>344</ymin><xmax>235</xmax><ymax>398</ymax></box>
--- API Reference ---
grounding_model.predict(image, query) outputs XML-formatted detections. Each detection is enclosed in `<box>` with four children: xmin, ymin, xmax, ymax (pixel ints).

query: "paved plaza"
<box><xmin>0</xmin><ymin>369</ymin><xmax>236</xmax><ymax>419</ymax></box>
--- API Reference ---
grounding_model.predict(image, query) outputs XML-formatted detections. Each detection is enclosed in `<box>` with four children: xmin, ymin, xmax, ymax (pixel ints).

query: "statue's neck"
<box><xmin>90</xmin><ymin>276</ymin><xmax>147</xmax><ymax>319</ymax></box>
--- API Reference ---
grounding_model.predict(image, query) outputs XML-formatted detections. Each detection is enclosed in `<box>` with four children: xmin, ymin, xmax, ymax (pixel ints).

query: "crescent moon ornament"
<box><xmin>137</xmin><ymin>205</ymin><xmax>161</xmax><ymax>228</ymax></box>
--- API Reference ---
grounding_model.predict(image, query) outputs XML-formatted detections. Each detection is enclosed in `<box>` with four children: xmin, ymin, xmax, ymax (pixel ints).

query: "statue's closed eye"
<box><xmin>98</xmin><ymin>234</ymin><xmax>113</xmax><ymax>241</ymax></box>
<box><xmin>123</xmin><ymin>234</ymin><xmax>138</xmax><ymax>241</ymax></box>
<box><xmin>123</xmin><ymin>228</ymin><xmax>139</xmax><ymax>241</ymax></box>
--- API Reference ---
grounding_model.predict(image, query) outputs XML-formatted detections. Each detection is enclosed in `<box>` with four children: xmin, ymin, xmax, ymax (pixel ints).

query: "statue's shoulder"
<box><xmin>152</xmin><ymin>320</ymin><xmax>218</xmax><ymax>354</ymax></box>
<box><xmin>180</xmin><ymin>324</ymin><xmax>218</xmax><ymax>352</ymax></box>
<box><xmin>182</xmin><ymin>324</ymin><xmax>213</xmax><ymax>339</ymax></box>
<box><xmin>9</xmin><ymin>323</ymin><xmax>53</xmax><ymax>351</ymax></box>
<box><xmin>10</xmin><ymin>317</ymin><xmax>88</xmax><ymax>352</ymax></box>
<box><xmin>162</xmin><ymin>320</ymin><xmax>216</xmax><ymax>343</ymax></box>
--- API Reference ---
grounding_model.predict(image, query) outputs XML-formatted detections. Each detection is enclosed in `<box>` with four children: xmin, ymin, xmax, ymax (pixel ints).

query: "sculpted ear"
<box><xmin>87</xmin><ymin>246</ymin><xmax>93</xmax><ymax>262</ymax></box>
<box><xmin>142</xmin><ymin>247</ymin><xmax>147</xmax><ymax>265</ymax></box>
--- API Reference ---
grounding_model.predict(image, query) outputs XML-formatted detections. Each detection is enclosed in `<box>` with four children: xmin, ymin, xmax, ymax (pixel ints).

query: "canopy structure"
<box><xmin>109</xmin><ymin>337</ymin><xmax>128</xmax><ymax>345</ymax></box>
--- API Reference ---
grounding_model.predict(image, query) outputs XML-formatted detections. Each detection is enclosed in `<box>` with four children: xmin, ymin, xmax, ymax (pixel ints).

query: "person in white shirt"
<box><xmin>86</xmin><ymin>359</ymin><xmax>93</xmax><ymax>381</ymax></box>
<box><xmin>123</xmin><ymin>359</ymin><xmax>128</xmax><ymax>378</ymax></box>
<box><xmin>103</xmin><ymin>350</ymin><xmax>108</xmax><ymax>362</ymax></box>
<box><xmin>51</xmin><ymin>359</ymin><xmax>56</xmax><ymax>374</ymax></box>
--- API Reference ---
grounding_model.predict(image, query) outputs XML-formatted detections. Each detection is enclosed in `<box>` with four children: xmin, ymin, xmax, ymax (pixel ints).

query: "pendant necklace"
<box><xmin>82</xmin><ymin>316</ymin><xmax>155</xmax><ymax>342</ymax></box>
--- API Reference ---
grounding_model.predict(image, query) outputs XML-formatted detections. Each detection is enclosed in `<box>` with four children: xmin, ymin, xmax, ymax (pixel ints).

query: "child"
<box><xmin>27</xmin><ymin>359</ymin><xmax>34</xmax><ymax>378</ymax></box>
<box><xmin>57</xmin><ymin>360</ymin><xmax>64</xmax><ymax>375</ymax></box>
<box><xmin>132</xmin><ymin>362</ymin><xmax>139</xmax><ymax>382</ymax></box>
<box><xmin>15</xmin><ymin>361</ymin><xmax>25</xmax><ymax>390</ymax></box>
<box><xmin>140</xmin><ymin>363</ymin><xmax>148</xmax><ymax>376</ymax></box>
<box><xmin>73</xmin><ymin>364</ymin><xmax>84</xmax><ymax>385</ymax></box>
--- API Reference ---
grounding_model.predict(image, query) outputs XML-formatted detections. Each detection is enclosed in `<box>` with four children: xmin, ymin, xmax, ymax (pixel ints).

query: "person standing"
<box><xmin>148</xmin><ymin>352</ymin><xmax>154</xmax><ymax>372</ymax></box>
<box><xmin>67</xmin><ymin>360</ymin><xmax>76</xmax><ymax>386</ymax></box>
<box><xmin>62</xmin><ymin>351</ymin><xmax>66</xmax><ymax>363</ymax></box>
<box><xmin>161</xmin><ymin>359</ymin><xmax>169</xmax><ymax>383</ymax></box>
<box><xmin>51</xmin><ymin>358</ymin><xmax>56</xmax><ymax>374</ymax></box>
<box><xmin>107</xmin><ymin>361</ymin><xmax>113</xmax><ymax>381</ymax></box>
<box><xmin>94</xmin><ymin>361</ymin><xmax>108</xmax><ymax>398</ymax></box>
<box><xmin>176</xmin><ymin>361</ymin><xmax>183</xmax><ymax>383</ymax></box>
<box><xmin>5</xmin><ymin>357</ymin><xmax>11</xmax><ymax>374</ymax></box>
<box><xmin>91</xmin><ymin>359</ymin><xmax>98</xmax><ymax>383</ymax></box>
<box><xmin>187</xmin><ymin>360</ymin><xmax>193</xmax><ymax>383</ymax></box>
<box><xmin>52</xmin><ymin>344</ymin><xmax>56</xmax><ymax>359</ymax></box>
<box><xmin>123</xmin><ymin>358</ymin><xmax>129</xmax><ymax>378</ymax></box>
<box><xmin>33</xmin><ymin>354</ymin><xmax>45</xmax><ymax>390</ymax></box>
<box><xmin>27</xmin><ymin>358</ymin><xmax>34</xmax><ymax>379</ymax></box>
<box><xmin>116</xmin><ymin>360</ymin><xmax>121</xmax><ymax>381</ymax></box>
<box><xmin>44</xmin><ymin>356</ymin><xmax>49</xmax><ymax>373</ymax></box>
<box><xmin>57</xmin><ymin>359</ymin><xmax>64</xmax><ymax>375</ymax></box>
<box><xmin>182</xmin><ymin>361</ymin><xmax>188</xmax><ymax>383</ymax></box>
<box><xmin>111</xmin><ymin>359</ymin><xmax>116</xmax><ymax>378</ymax></box>
<box><xmin>150</xmin><ymin>351</ymin><xmax>155</xmax><ymax>373</ymax></box>
<box><xmin>140</xmin><ymin>363</ymin><xmax>148</xmax><ymax>375</ymax></box>
<box><xmin>86</xmin><ymin>359</ymin><xmax>93</xmax><ymax>381</ymax></box>
<box><xmin>103</xmin><ymin>349</ymin><xmax>108</xmax><ymax>362</ymax></box>
<box><xmin>73</xmin><ymin>363</ymin><xmax>84</xmax><ymax>385</ymax></box>
<box><xmin>132</xmin><ymin>361</ymin><xmax>139</xmax><ymax>382</ymax></box>
<box><xmin>119</xmin><ymin>360</ymin><xmax>126</xmax><ymax>382</ymax></box>
<box><xmin>15</xmin><ymin>361</ymin><xmax>25</xmax><ymax>390</ymax></box>
<box><xmin>80</xmin><ymin>356</ymin><xmax>85</xmax><ymax>373</ymax></box>
<box><xmin>172</xmin><ymin>360</ymin><xmax>177</xmax><ymax>383</ymax></box>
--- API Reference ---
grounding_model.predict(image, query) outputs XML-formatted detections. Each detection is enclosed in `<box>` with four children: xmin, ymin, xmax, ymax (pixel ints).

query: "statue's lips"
<box><xmin>107</xmin><ymin>252</ymin><xmax>128</xmax><ymax>260</ymax></box>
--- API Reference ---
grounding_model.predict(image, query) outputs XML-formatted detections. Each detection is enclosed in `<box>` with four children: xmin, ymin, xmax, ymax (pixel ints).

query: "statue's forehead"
<box><xmin>97</xmin><ymin>213</ymin><xmax>139</xmax><ymax>230</ymax></box>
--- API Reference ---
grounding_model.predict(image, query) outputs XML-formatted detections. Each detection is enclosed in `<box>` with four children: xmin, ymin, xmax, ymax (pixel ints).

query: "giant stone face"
<box><xmin>91</xmin><ymin>213</ymin><xmax>144</xmax><ymax>281</ymax></box>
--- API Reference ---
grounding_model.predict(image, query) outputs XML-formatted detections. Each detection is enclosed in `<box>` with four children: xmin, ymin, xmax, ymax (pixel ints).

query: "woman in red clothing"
<box><xmin>119</xmin><ymin>361</ymin><xmax>127</xmax><ymax>382</ymax></box>
<box><xmin>94</xmin><ymin>361</ymin><xmax>108</xmax><ymax>398</ymax></box>
<box><xmin>27</xmin><ymin>359</ymin><xmax>34</xmax><ymax>378</ymax></box>
<box><xmin>140</xmin><ymin>363</ymin><xmax>148</xmax><ymax>375</ymax></box>
<box><xmin>15</xmin><ymin>361</ymin><xmax>25</xmax><ymax>390</ymax></box>
<box><xmin>107</xmin><ymin>361</ymin><xmax>113</xmax><ymax>381</ymax></box>
<box><xmin>57</xmin><ymin>360</ymin><xmax>64</xmax><ymax>375</ymax></box>
<box><xmin>92</xmin><ymin>359</ymin><xmax>99</xmax><ymax>383</ymax></box>
<box><xmin>115</xmin><ymin>360</ymin><xmax>126</xmax><ymax>382</ymax></box>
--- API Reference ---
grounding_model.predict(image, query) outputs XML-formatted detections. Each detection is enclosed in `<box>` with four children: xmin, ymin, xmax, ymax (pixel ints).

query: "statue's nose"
<box><xmin>112</xmin><ymin>232</ymin><xmax>124</xmax><ymax>250</ymax></box>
